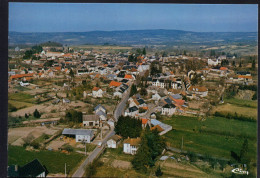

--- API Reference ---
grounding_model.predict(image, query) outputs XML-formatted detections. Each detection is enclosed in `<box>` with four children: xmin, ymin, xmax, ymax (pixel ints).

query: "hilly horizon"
<box><xmin>8</xmin><ymin>29</ymin><xmax>257</xmax><ymax>46</ymax></box>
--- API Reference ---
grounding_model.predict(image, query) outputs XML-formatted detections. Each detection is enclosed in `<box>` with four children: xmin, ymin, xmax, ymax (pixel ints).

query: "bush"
<box><xmin>155</xmin><ymin>166</ymin><xmax>163</xmax><ymax>177</ymax></box>
<box><xmin>187</xmin><ymin>151</ymin><xmax>198</xmax><ymax>162</ymax></box>
<box><xmin>8</xmin><ymin>103</ymin><xmax>17</xmax><ymax>112</ymax></box>
<box><xmin>33</xmin><ymin>109</ymin><xmax>41</xmax><ymax>118</ymax></box>
<box><xmin>63</xmin><ymin>144</ymin><xmax>74</xmax><ymax>153</ymax></box>
<box><xmin>31</xmin><ymin>140</ymin><xmax>40</xmax><ymax>149</ymax></box>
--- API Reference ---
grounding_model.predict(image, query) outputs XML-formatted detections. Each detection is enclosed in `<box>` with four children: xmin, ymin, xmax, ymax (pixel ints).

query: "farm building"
<box><xmin>62</xmin><ymin>128</ymin><xmax>94</xmax><ymax>143</ymax></box>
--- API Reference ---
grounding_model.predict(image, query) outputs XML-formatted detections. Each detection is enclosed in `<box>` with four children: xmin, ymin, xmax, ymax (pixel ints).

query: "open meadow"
<box><xmin>163</xmin><ymin>115</ymin><xmax>257</xmax><ymax>161</ymax></box>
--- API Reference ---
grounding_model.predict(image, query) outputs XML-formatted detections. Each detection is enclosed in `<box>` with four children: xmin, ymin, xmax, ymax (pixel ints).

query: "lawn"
<box><xmin>163</xmin><ymin>115</ymin><xmax>257</xmax><ymax>161</ymax></box>
<box><xmin>8</xmin><ymin>145</ymin><xmax>85</xmax><ymax>174</ymax></box>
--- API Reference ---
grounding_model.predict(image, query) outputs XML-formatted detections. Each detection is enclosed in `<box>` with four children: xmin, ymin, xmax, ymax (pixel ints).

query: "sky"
<box><xmin>9</xmin><ymin>3</ymin><xmax>258</xmax><ymax>33</ymax></box>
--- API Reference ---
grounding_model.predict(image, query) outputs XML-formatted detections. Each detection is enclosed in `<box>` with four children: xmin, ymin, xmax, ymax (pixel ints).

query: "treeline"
<box><xmin>214</xmin><ymin>112</ymin><xmax>256</xmax><ymax>122</ymax></box>
<box><xmin>114</xmin><ymin>116</ymin><xmax>142</xmax><ymax>138</ymax></box>
<box><xmin>238</xmin><ymin>85</ymin><xmax>257</xmax><ymax>91</ymax></box>
<box><xmin>23</xmin><ymin>45</ymin><xmax>43</xmax><ymax>59</ymax></box>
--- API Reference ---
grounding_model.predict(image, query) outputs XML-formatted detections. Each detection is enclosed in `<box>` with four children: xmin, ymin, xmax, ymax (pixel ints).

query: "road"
<box><xmin>114</xmin><ymin>82</ymin><xmax>132</xmax><ymax>121</ymax></box>
<box><xmin>71</xmin><ymin>130</ymin><xmax>115</xmax><ymax>177</ymax></box>
<box><xmin>72</xmin><ymin>82</ymin><xmax>132</xmax><ymax>177</ymax></box>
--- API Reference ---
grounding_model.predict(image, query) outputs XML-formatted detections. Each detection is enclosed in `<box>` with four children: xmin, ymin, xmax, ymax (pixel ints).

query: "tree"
<box><xmin>251</xmin><ymin>59</ymin><xmax>256</xmax><ymax>70</ymax></box>
<box><xmin>219</xmin><ymin>160</ymin><xmax>227</xmax><ymax>171</ymax></box>
<box><xmin>114</xmin><ymin>116</ymin><xmax>142</xmax><ymax>138</ymax></box>
<box><xmin>155</xmin><ymin>166</ymin><xmax>163</xmax><ymax>177</ymax></box>
<box><xmin>252</xmin><ymin>92</ymin><xmax>257</xmax><ymax>100</ymax></box>
<box><xmin>240</xmin><ymin>138</ymin><xmax>249</xmax><ymax>163</ymax></box>
<box><xmin>142</xmin><ymin>48</ymin><xmax>146</xmax><ymax>55</ymax></box>
<box><xmin>140</xmin><ymin>87</ymin><xmax>147</xmax><ymax>96</ymax></box>
<box><xmin>239</xmin><ymin>60</ymin><xmax>242</xmax><ymax>67</ymax></box>
<box><xmin>25</xmin><ymin>113</ymin><xmax>29</xmax><ymax>119</ymax></box>
<box><xmin>33</xmin><ymin>109</ymin><xmax>41</xmax><ymax>118</ymax></box>
<box><xmin>132</xmin><ymin>129</ymin><xmax>166</xmax><ymax>173</ymax></box>
<box><xmin>232</xmin><ymin>61</ymin><xmax>236</xmax><ymax>67</ymax></box>
<box><xmin>210</xmin><ymin>50</ymin><xmax>215</xmax><ymax>57</ymax></box>
<box><xmin>130</xmin><ymin>84</ymin><xmax>138</xmax><ymax>97</ymax></box>
<box><xmin>65</xmin><ymin>110</ymin><xmax>83</xmax><ymax>123</ymax></box>
<box><xmin>69</xmin><ymin>69</ymin><xmax>74</xmax><ymax>78</ymax></box>
<box><xmin>132</xmin><ymin>137</ymin><xmax>153</xmax><ymax>173</ymax></box>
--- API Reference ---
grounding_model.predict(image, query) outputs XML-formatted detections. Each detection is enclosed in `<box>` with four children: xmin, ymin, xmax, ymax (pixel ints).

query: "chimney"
<box><xmin>15</xmin><ymin>165</ymin><xmax>18</xmax><ymax>172</ymax></box>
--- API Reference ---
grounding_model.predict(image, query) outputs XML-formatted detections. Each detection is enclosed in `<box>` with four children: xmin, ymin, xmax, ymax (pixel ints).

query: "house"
<box><xmin>141</xmin><ymin>118</ymin><xmax>149</xmax><ymax>129</ymax></box>
<box><xmin>113</xmin><ymin>91</ymin><xmax>123</xmax><ymax>98</ymax></box>
<box><xmin>96</xmin><ymin>110</ymin><xmax>107</xmax><ymax>121</ymax></box>
<box><xmin>63</xmin><ymin>98</ymin><xmax>70</xmax><ymax>103</ymax></box>
<box><xmin>20</xmin><ymin>81</ymin><xmax>30</xmax><ymax>86</ymax></box>
<box><xmin>123</xmin><ymin>137</ymin><xmax>141</xmax><ymax>155</ymax></box>
<box><xmin>62</xmin><ymin>128</ymin><xmax>94</xmax><ymax>143</ymax></box>
<box><xmin>109</xmin><ymin>81</ymin><xmax>122</xmax><ymax>88</ymax></box>
<box><xmin>208</xmin><ymin>58</ymin><xmax>220</xmax><ymax>66</ymax></box>
<box><xmin>8</xmin><ymin>159</ymin><xmax>48</xmax><ymax>177</ymax></box>
<box><xmin>161</xmin><ymin>103</ymin><xmax>176</xmax><ymax>116</ymax></box>
<box><xmin>83</xmin><ymin>115</ymin><xmax>100</xmax><ymax>127</ymax></box>
<box><xmin>94</xmin><ymin>104</ymin><xmax>106</xmax><ymax>114</ymax></box>
<box><xmin>92</xmin><ymin>87</ymin><xmax>104</xmax><ymax>98</ymax></box>
<box><xmin>152</xmin><ymin>93</ymin><xmax>161</xmax><ymax>101</ymax></box>
<box><xmin>107</xmin><ymin>135</ymin><xmax>122</xmax><ymax>148</ymax></box>
<box><xmin>187</xmin><ymin>86</ymin><xmax>208</xmax><ymax>97</ymax></box>
<box><xmin>125</xmin><ymin>106</ymin><xmax>138</xmax><ymax>117</ymax></box>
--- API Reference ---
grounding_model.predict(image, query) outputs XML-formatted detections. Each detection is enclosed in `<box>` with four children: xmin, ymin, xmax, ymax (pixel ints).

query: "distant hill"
<box><xmin>8</xmin><ymin>29</ymin><xmax>257</xmax><ymax>46</ymax></box>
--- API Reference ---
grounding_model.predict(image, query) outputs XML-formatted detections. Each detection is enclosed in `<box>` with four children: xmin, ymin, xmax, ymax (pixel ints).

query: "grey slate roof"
<box><xmin>94</xmin><ymin>104</ymin><xmax>106</xmax><ymax>112</ymax></box>
<box><xmin>129</xmin><ymin>106</ymin><xmax>138</xmax><ymax>112</ymax></box>
<box><xmin>62</xmin><ymin>128</ymin><xmax>94</xmax><ymax>136</ymax></box>
<box><xmin>96</xmin><ymin>110</ymin><xmax>107</xmax><ymax>117</ymax></box>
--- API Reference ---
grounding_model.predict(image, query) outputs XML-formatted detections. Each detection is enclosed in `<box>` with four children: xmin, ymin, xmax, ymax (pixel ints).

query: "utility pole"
<box><xmin>65</xmin><ymin>163</ymin><xmax>66</xmax><ymax>177</ymax></box>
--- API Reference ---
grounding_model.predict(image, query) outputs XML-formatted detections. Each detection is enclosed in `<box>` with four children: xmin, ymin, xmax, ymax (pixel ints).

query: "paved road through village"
<box><xmin>72</xmin><ymin>83</ymin><xmax>132</xmax><ymax>177</ymax></box>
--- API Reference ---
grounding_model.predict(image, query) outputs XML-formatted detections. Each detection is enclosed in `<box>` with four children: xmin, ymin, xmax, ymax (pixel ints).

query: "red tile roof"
<box><xmin>109</xmin><ymin>81</ymin><xmax>122</xmax><ymax>87</ymax></box>
<box><xmin>124</xmin><ymin>74</ymin><xmax>133</xmax><ymax>79</ymax></box>
<box><xmin>92</xmin><ymin>87</ymin><xmax>100</xmax><ymax>91</ymax></box>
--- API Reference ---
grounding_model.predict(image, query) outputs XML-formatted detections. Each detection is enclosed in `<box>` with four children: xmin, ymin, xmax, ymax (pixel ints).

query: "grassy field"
<box><xmin>8</xmin><ymin>100</ymin><xmax>34</xmax><ymax>110</ymax></box>
<box><xmin>8</xmin><ymin>145</ymin><xmax>85</xmax><ymax>174</ymax></box>
<box><xmin>9</xmin><ymin>92</ymin><xmax>35</xmax><ymax>103</ymax></box>
<box><xmin>211</xmin><ymin>103</ymin><xmax>257</xmax><ymax>119</ymax></box>
<box><xmin>163</xmin><ymin>115</ymin><xmax>257</xmax><ymax>161</ymax></box>
<box><xmin>224</xmin><ymin>97</ymin><xmax>257</xmax><ymax>108</ymax></box>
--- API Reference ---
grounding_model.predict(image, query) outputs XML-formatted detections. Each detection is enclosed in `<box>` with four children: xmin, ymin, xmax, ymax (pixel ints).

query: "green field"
<box><xmin>9</xmin><ymin>92</ymin><xmax>35</xmax><ymax>103</ymax></box>
<box><xmin>8</xmin><ymin>100</ymin><xmax>34</xmax><ymax>110</ymax></box>
<box><xmin>224</xmin><ymin>97</ymin><xmax>257</xmax><ymax>108</ymax></box>
<box><xmin>8</xmin><ymin>145</ymin><xmax>84</xmax><ymax>174</ymax></box>
<box><xmin>163</xmin><ymin>116</ymin><xmax>257</xmax><ymax>160</ymax></box>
